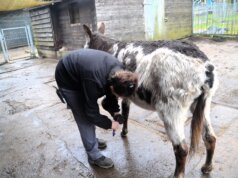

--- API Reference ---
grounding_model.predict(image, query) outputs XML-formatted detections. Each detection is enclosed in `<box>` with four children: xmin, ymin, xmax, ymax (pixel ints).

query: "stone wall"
<box><xmin>95</xmin><ymin>0</ymin><xmax>145</xmax><ymax>41</ymax></box>
<box><xmin>56</xmin><ymin>0</ymin><xmax>96</xmax><ymax>50</ymax></box>
<box><xmin>163</xmin><ymin>0</ymin><xmax>192</xmax><ymax>39</ymax></box>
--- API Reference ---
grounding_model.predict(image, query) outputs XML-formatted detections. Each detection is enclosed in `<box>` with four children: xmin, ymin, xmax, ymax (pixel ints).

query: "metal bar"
<box><xmin>24</xmin><ymin>26</ymin><xmax>31</xmax><ymax>47</ymax></box>
<box><xmin>26</xmin><ymin>25</ymin><xmax>35</xmax><ymax>57</ymax></box>
<box><xmin>24</xmin><ymin>26</ymin><xmax>33</xmax><ymax>58</ymax></box>
<box><xmin>3</xmin><ymin>37</ymin><xmax>10</xmax><ymax>62</ymax></box>
<box><xmin>1</xmin><ymin>29</ymin><xmax>10</xmax><ymax>61</ymax></box>
<box><xmin>0</xmin><ymin>31</ymin><xmax>10</xmax><ymax>63</ymax></box>
<box><xmin>192</xmin><ymin>0</ymin><xmax>194</xmax><ymax>34</ymax></box>
<box><xmin>0</xmin><ymin>32</ymin><xmax>7</xmax><ymax>62</ymax></box>
<box><xmin>2</xmin><ymin>26</ymin><xmax>26</xmax><ymax>31</ymax></box>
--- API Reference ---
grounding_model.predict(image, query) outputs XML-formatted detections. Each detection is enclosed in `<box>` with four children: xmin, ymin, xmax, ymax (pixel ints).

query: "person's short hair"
<box><xmin>110</xmin><ymin>71</ymin><xmax>138</xmax><ymax>97</ymax></box>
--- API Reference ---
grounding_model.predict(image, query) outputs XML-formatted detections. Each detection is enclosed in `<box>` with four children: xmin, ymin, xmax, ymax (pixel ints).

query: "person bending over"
<box><xmin>55</xmin><ymin>49</ymin><xmax>138</xmax><ymax>168</ymax></box>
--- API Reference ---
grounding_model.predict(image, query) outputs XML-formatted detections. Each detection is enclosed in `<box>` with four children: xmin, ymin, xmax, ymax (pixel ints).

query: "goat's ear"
<box><xmin>83</xmin><ymin>24</ymin><xmax>92</xmax><ymax>38</ymax></box>
<box><xmin>98</xmin><ymin>22</ymin><xmax>105</xmax><ymax>34</ymax></box>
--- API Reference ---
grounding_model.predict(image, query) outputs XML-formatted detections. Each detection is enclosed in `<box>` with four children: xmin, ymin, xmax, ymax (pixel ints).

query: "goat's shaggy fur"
<box><xmin>83</xmin><ymin>24</ymin><xmax>218</xmax><ymax>178</ymax></box>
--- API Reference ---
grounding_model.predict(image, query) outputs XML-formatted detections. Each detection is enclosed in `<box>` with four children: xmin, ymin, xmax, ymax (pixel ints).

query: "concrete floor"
<box><xmin>0</xmin><ymin>47</ymin><xmax>31</xmax><ymax>65</ymax></box>
<box><xmin>0</xmin><ymin>38</ymin><xmax>238</xmax><ymax>178</ymax></box>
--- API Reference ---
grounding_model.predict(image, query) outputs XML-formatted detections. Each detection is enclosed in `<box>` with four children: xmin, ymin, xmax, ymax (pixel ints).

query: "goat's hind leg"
<box><xmin>121</xmin><ymin>99</ymin><xmax>130</xmax><ymax>137</ymax></box>
<box><xmin>201</xmin><ymin>96</ymin><xmax>216</xmax><ymax>174</ymax></box>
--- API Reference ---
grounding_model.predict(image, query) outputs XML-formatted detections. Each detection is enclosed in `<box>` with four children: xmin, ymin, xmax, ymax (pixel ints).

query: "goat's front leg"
<box><xmin>121</xmin><ymin>99</ymin><xmax>130</xmax><ymax>137</ymax></box>
<box><xmin>173</xmin><ymin>140</ymin><xmax>189</xmax><ymax>178</ymax></box>
<box><xmin>157</xmin><ymin>103</ymin><xmax>188</xmax><ymax>178</ymax></box>
<box><xmin>168</xmin><ymin>124</ymin><xmax>188</xmax><ymax>178</ymax></box>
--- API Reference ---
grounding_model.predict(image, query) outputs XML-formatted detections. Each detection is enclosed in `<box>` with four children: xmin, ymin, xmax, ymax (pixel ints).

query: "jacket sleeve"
<box><xmin>82</xmin><ymin>80</ymin><xmax>112</xmax><ymax>129</ymax></box>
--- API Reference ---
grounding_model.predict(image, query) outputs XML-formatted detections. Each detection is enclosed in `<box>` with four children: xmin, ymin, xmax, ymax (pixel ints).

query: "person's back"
<box><xmin>56</xmin><ymin>49</ymin><xmax>123</xmax><ymax>90</ymax></box>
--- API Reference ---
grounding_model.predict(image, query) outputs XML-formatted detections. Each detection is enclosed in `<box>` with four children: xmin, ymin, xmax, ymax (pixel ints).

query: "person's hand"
<box><xmin>113</xmin><ymin>113</ymin><xmax>125</xmax><ymax>124</ymax></box>
<box><xmin>111</xmin><ymin>121</ymin><xmax>119</xmax><ymax>130</ymax></box>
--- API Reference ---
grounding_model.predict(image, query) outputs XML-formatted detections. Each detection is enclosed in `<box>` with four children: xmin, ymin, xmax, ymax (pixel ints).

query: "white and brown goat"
<box><xmin>83</xmin><ymin>23</ymin><xmax>218</xmax><ymax>178</ymax></box>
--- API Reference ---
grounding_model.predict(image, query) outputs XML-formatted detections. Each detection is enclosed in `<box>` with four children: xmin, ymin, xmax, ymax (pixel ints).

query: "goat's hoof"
<box><xmin>121</xmin><ymin>130</ymin><xmax>128</xmax><ymax>137</ymax></box>
<box><xmin>201</xmin><ymin>164</ymin><xmax>213</xmax><ymax>174</ymax></box>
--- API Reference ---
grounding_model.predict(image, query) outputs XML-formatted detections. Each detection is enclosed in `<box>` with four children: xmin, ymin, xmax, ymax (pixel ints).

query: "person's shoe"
<box><xmin>88</xmin><ymin>156</ymin><xmax>114</xmax><ymax>168</ymax></box>
<box><xmin>97</xmin><ymin>138</ymin><xmax>107</xmax><ymax>149</ymax></box>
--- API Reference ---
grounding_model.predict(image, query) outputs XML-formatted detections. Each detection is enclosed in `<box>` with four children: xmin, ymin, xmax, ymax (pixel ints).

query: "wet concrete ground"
<box><xmin>0</xmin><ymin>38</ymin><xmax>238</xmax><ymax>178</ymax></box>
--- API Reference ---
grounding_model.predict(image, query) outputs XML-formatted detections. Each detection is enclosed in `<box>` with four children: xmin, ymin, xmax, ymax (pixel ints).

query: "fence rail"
<box><xmin>193</xmin><ymin>1</ymin><xmax>238</xmax><ymax>35</ymax></box>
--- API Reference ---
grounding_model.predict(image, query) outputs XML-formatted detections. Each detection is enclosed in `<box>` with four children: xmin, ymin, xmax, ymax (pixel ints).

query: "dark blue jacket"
<box><xmin>55</xmin><ymin>49</ymin><xmax>123</xmax><ymax>129</ymax></box>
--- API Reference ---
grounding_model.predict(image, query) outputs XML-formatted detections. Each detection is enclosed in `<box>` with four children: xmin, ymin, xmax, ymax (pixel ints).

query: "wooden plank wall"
<box><xmin>95</xmin><ymin>0</ymin><xmax>145</xmax><ymax>41</ymax></box>
<box><xmin>30</xmin><ymin>7</ymin><xmax>56</xmax><ymax>58</ymax></box>
<box><xmin>164</xmin><ymin>0</ymin><xmax>192</xmax><ymax>39</ymax></box>
<box><xmin>55</xmin><ymin>0</ymin><xmax>96</xmax><ymax>50</ymax></box>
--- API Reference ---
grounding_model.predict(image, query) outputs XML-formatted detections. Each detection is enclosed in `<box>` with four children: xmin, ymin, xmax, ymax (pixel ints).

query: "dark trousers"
<box><xmin>60</xmin><ymin>88</ymin><xmax>102</xmax><ymax>160</ymax></box>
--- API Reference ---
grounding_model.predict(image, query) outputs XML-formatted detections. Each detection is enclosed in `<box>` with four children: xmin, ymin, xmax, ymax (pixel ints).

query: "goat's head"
<box><xmin>83</xmin><ymin>23</ymin><xmax>115</xmax><ymax>52</ymax></box>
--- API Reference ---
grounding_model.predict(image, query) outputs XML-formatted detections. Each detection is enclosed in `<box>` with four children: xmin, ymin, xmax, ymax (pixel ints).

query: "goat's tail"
<box><xmin>190</xmin><ymin>91</ymin><xmax>206</xmax><ymax>155</ymax></box>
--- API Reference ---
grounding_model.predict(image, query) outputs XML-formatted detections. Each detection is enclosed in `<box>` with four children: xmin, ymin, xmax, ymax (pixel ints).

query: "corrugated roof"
<box><xmin>0</xmin><ymin>0</ymin><xmax>53</xmax><ymax>11</ymax></box>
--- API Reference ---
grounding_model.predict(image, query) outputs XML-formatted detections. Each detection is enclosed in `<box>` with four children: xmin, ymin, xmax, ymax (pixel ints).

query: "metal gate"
<box><xmin>193</xmin><ymin>0</ymin><xmax>238</xmax><ymax>35</ymax></box>
<box><xmin>0</xmin><ymin>31</ymin><xmax>9</xmax><ymax>64</ymax></box>
<box><xmin>0</xmin><ymin>25</ymin><xmax>35</xmax><ymax>64</ymax></box>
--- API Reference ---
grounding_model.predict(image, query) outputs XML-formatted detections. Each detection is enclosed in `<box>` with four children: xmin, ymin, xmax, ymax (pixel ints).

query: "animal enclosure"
<box><xmin>193</xmin><ymin>0</ymin><xmax>238</xmax><ymax>35</ymax></box>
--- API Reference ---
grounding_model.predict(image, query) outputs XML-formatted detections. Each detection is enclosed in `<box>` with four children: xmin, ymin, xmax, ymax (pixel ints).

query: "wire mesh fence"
<box><xmin>193</xmin><ymin>0</ymin><xmax>238</xmax><ymax>35</ymax></box>
<box><xmin>0</xmin><ymin>11</ymin><xmax>31</xmax><ymax>49</ymax></box>
<box><xmin>0</xmin><ymin>11</ymin><xmax>35</xmax><ymax>63</ymax></box>
<box><xmin>2</xmin><ymin>26</ymin><xmax>29</xmax><ymax>49</ymax></box>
